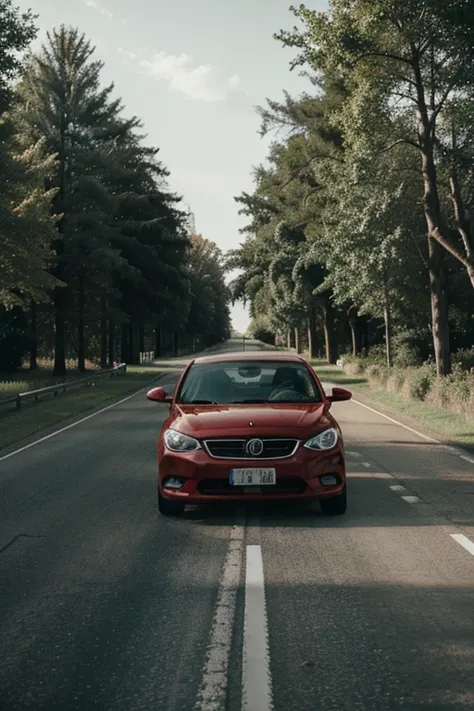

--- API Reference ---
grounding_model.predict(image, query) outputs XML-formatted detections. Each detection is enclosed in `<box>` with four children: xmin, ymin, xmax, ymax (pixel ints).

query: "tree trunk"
<box><xmin>428</xmin><ymin>237</ymin><xmax>451</xmax><ymax>376</ymax></box>
<box><xmin>383</xmin><ymin>300</ymin><xmax>393</xmax><ymax>368</ymax></box>
<box><xmin>414</xmin><ymin>63</ymin><xmax>451</xmax><ymax>375</ymax></box>
<box><xmin>154</xmin><ymin>325</ymin><xmax>162</xmax><ymax>358</ymax></box>
<box><xmin>77</xmin><ymin>269</ymin><xmax>86</xmax><ymax>372</ymax></box>
<box><xmin>323</xmin><ymin>303</ymin><xmax>337</xmax><ymax>364</ymax></box>
<box><xmin>121</xmin><ymin>323</ymin><xmax>128</xmax><ymax>364</ymax></box>
<box><xmin>420</xmin><ymin>148</ymin><xmax>451</xmax><ymax>375</ymax></box>
<box><xmin>138</xmin><ymin>321</ymin><xmax>145</xmax><ymax>354</ymax></box>
<box><xmin>29</xmin><ymin>301</ymin><xmax>37</xmax><ymax>371</ymax></box>
<box><xmin>308</xmin><ymin>307</ymin><xmax>318</xmax><ymax>359</ymax></box>
<box><xmin>53</xmin><ymin>288</ymin><xmax>67</xmax><ymax>376</ymax></box>
<box><xmin>108</xmin><ymin>320</ymin><xmax>115</xmax><ymax>365</ymax></box>
<box><xmin>287</xmin><ymin>330</ymin><xmax>291</xmax><ymax>350</ymax></box>
<box><xmin>449</xmin><ymin>127</ymin><xmax>474</xmax><ymax>287</ymax></box>
<box><xmin>349</xmin><ymin>321</ymin><xmax>357</xmax><ymax>358</ymax></box>
<box><xmin>294</xmin><ymin>327</ymin><xmax>302</xmax><ymax>354</ymax></box>
<box><xmin>52</xmin><ymin>115</ymin><xmax>68</xmax><ymax>378</ymax></box>
<box><xmin>129</xmin><ymin>323</ymin><xmax>137</xmax><ymax>364</ymax></box>
<box><xmin>361</xmin><ymin>317</ymin><xmax>369</xmax><ymax>356</ymax></box>
<box><xmin>347</xmin><ymin>305</ymin><xmax>358</xmax><ymax>357</ymax></box>
<box><xmin>100</xmin><ymin>297</ymin><xmax>107</xmax><ymax>369</ymax></box>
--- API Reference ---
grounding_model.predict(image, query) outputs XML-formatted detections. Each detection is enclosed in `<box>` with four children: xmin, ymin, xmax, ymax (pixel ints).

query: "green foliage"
<box><xmin>0</xmin><ymin>126</ymin><xmax>59</xmax><ymax>307</ymax></box>
<box><xmin>453</xmin><ymin>348</ymin><xmax>474</xmax><ymax>372</ymax></box>
<box><xmin>233</xmin><ymin>2</ymin><xmax>474</xmax><ymax>373</ymax></box>
<box><xmin>403</xmin><ymin>364</ymin><xmax>437</xmax><ymax>402</ymax></box>
<box><xmin>247</xmin><ymin>315</ymin><xmax>275</xmax><ymax>344</ymax></box>
<box><xmin>186</xmin><ymin>234</ymin><xmax>231</xmax><ymax>348</ymax></box>
<box><xmin>0</xmin><ymin>307</ymin><xmax>29</xmax><ymax>371</ymax></box>
<box><xmin>0</xmin><ymin>0</ymin><xmax>37</xmax><ymax>113</ymax></box>
<box><xmin>0</xmin><ymin>18</ymin><xmax>230</xmax><ymax>372</ymax></box>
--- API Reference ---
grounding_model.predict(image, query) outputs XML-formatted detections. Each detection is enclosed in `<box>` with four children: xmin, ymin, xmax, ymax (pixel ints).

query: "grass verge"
<box><xmin>0</xmin><ymin>366</ymin><xmax>164</xmax><ymax>452</ymax></box>
<box><xmin>313</xmin><ymin>360</ymin><xmax>474</xmax><ymax>451</ymax></box>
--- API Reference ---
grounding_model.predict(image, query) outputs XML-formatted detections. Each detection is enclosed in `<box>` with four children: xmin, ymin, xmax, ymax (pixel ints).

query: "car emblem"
<box><xmin>246</xmin><ymin>438</ymin><xmax>264</xmax><ymax>457</ymax></box>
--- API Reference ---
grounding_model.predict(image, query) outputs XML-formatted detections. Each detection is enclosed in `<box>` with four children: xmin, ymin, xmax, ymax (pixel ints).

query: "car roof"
<box><xmin>192</xmin><ymin>350</ymin><xmax>307</xmax><ymax>365</ymax></box>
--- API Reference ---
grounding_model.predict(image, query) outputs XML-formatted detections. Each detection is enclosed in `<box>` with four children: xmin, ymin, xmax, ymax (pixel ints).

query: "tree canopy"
<box><xmin>0</xmin><ymin>11</ymin><xmax>231</xmax><ymax>372</ymax></box>
<box><xmin>232</xmin><ymin>1</ymin><xmax>474</xmax><ymax>373</ymax></box>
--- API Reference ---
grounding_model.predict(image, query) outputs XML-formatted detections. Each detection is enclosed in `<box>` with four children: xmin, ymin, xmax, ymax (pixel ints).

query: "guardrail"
<box><xmin>139</xmin><ymin>351</ymin><xmax>154</xmax><ymax>364</ymax></box>
<box><xmin>0</xmin><ymin>363</ymin><xmax>127</xmax><ymax>412</ymax></box>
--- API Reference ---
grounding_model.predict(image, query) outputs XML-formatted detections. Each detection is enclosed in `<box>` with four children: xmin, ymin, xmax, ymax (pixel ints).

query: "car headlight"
<box><xmin>304</xmin><ymin>427</ymin><xmax>338</xmax><ymax>451</ymax></box>
<box><xmin>164</xmin><ymin>429</ymin><xmax>201</xmax><ymax>452</ymax></box>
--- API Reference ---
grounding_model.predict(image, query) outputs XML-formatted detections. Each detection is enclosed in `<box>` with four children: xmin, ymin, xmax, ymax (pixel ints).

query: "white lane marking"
<box><xmin>242</xmin><ymin>545</ymin><xmax>273</xmax><ymax>711</ymax></box>
<box><xmin>362</xmin><ymin>462</ymin><xmax>372</xmax><ymax>468</ymax></box>
<box><xmin>402</xmin><ymin>495</ymin><xmax>422</xmax><ymax>504</ymax></box>
<box><xmin>353</xmin><ymin>397</ymin><xmax>474</xmax><ymax>466</ymax></box>
<box><xmin>194</xmin><ymin>524</ymin><xmax>244</xmax><ymax>711</ymax></box>
<box><xmin>390</xmin><ymin>485</ymin><xmax>407</xmax><ymax>492</ymax></box>
<box><xmin>351</xmin><ymin>397</ymin><xmax>440</xmax><ymax>443</ymax></box>
<box><xmin>345</xmin><ymin>451</ymin><xmax>362</xmax><ymax>458</ymax></box>
<box><xmin>451</xmin><ymin>534</ymin><xmax>474</xmax><ymax>557</ymax></box>
<box><xmin>0</xmin><ymin>390</ymin><xmax>144</xmax><ymax>463</ymax></box>
<box><xmin>0</xmin><ymin>370</ymin><xmax>174</xmax><ymax>463</ymax></box>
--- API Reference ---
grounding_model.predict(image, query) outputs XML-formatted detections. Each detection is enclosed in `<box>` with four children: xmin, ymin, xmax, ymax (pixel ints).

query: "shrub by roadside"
<box><xmin>338</xmin><ymin>352</ymin><xmax>474</xmax><ymax>423</ymax></box>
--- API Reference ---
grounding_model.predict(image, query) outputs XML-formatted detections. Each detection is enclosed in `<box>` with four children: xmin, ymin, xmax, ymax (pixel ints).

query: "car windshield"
<box><xmin>177</xmin><ymin>360</ymin><xmax>323</xmax><ymax>405</ymax></box>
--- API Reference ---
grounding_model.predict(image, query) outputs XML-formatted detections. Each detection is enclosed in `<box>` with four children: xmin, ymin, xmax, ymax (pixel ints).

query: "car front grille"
<box><xmin>203</xmin><ymin>438</ymin><xmax>299</xmax><ymax>460</ymax></box>
<box><xmin>197</xmin><ymin>477</ymin><xmax>307</xmax><ymax>496</ymax></box>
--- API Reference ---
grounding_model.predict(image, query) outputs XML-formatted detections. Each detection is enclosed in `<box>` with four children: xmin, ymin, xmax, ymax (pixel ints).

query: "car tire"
<box><xmin>320</xmin><ymin>486</ymin><xmax>347</xmax><ymax>515</ymax></box>
<box><xmin>158</xmin><ymin>490</ymin><xmax>185</xmax><ymax>517</ymax></box>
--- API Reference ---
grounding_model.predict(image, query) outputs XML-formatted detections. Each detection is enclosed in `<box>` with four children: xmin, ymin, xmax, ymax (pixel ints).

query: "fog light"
<box><xmin>320</xmin><ymin>474</ymin><xmax>339</xmax><ymax>486</ymax></box>
<box><xmin>163</xmin><ymin>476</ymin><xmax>186</xmax><ymax>490</ymax></box>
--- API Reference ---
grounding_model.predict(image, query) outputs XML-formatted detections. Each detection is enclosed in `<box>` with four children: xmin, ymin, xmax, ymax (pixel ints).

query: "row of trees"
<box><xmin>230</xmin><ymin>0</ymin><xmax>474</xmax><ymax>376</ymax></box>
<box><xmin>0</xmin><ymin>2</ymin><xmax>230</xmax><ymax>373</ymax></box>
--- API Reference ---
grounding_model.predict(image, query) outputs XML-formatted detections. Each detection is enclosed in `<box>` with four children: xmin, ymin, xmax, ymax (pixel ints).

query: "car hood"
<box><xmin>169</xmin><ymin>403</ymin><xmax>332</xmax><ymax>439</ymax></box>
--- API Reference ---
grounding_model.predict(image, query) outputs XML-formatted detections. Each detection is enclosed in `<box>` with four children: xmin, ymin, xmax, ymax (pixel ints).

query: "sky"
<box><xmin>20</xmin><ymin>0</ymin><xmax>328</xmax><ymax>333</ymax></box>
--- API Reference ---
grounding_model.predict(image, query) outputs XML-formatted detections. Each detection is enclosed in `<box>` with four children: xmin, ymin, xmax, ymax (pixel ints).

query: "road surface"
<box><xmin>1</xmin><ymin>339</ymin><xmax>474</xmax><ymax>710</ymax></box>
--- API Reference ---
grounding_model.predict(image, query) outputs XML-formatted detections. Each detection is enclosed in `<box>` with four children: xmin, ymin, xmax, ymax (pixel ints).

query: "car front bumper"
<box><xmin>158</xmin><ymin>445</ymin><xmax>346</xmax><ymax>503</ymax></box>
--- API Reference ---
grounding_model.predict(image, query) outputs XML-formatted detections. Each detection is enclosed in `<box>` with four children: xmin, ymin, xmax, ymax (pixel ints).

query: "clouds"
<box><xmin>118</xmin><ymin>48</ymin><xmax>242</xmax><ymax>103</ymax></box>
<box><xmin>84</xmin><ymin>0</ymin><xmax>127</xmax><ymax>25</ymax></box>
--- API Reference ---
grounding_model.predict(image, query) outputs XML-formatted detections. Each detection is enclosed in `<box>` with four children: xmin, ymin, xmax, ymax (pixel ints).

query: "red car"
<box><xmin>146</xmin><ymin>352</ymin><xmax>352</xmax><ymax>517</ymax></box>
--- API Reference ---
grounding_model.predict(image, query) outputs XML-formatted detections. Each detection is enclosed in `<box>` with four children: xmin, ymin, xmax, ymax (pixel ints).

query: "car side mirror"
<box><xmin>147</xmin><ymin>386</ymin><xmax>173</xmax><ymax>404</ymax></box>
<box><xmin>328</xmin><ymin>387</ymin><xmax>352</xmax><ymax>403</ymax></box>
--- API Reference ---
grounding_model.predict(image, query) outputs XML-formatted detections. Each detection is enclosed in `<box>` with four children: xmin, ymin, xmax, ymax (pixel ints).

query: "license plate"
<box><xmin>229</xmin><ymin>468</ymin><xmax>276</xmax><ymax>486</ymax></box>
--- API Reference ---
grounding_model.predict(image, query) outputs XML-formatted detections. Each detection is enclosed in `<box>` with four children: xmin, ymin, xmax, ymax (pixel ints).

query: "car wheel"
<box><xmin>158</xmin><ymin>489</ymin><xmax>185</xmax><ymax>517</ymax></box>
<box><xmin>320</xmin><ymin>486</ymin><xmax>347</xmax><ymax>516</ymax></box>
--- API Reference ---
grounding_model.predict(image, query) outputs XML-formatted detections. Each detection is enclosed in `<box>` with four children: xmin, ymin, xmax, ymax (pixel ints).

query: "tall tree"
<box><xmin>16</xmin><ymin>26</ymin><xmax>126</xmax><ymax>374</ymax></box>
<box><xmin>276</xmin><ymin>0</ymin><xmax>474</xmax><ymax>374</ymax></box>
<box><xmin>0</xmin><ymin>2</ymin><xmax>58</xmax><ymax>308</ymax></box>
<box><xmin>187</xmin><ymin>234</ymin><xmax>231</xmax><ymax>350</ymax></box>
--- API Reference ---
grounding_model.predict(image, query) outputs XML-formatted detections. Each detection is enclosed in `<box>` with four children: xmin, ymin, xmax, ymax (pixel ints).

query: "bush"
<box><xmin>427</xmin><ymin>367</ymin><xmax>474</xmax><ymax>419</ymax></box>
<box><xmin>386</xmin><ymin>368</ymin><xmax>406</xmax><ymax>394</ymax></box>
<box><xmin>248</xmin><ymin>316</ymin><xmax>275</xmax><ymax>345</ymax></box>
<box><xmin>403</xmin><ymin>364</ymin><xmax>436</xmax><ymax>401</ymax></box>
<box><xmin>366</xmin><ymin>364</ymin><xmax>390</xmax><ymax>387</ymax></box>
<box><xmin>364</xmin><ymin>344</ymin><xmax>387</xmax><ymax>366</ymax></box>
<box><xmin>393</xmin><ymin>343</ymin><xmax>423</xmax><ymax>368</ymax></box>
<box><xmin>453</xmin><ymin>348</ymin><xmax>474</xmax><ymax>372</ymax></box>
<box><xmin>344</xmin><ymin>361</ymin><xmax>364</xmax><ymax>375</ymax></box>
<box><xmin>338</xmin><ymin>349</ymin><xmax>473</xmax><ymax>422</ymax></box>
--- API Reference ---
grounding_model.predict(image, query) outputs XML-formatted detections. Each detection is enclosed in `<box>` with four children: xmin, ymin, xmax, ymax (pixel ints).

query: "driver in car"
<box><xmin>269</xmin><ymin>366</ymin><xmax>309</xmax><ymax>401</ymax></box>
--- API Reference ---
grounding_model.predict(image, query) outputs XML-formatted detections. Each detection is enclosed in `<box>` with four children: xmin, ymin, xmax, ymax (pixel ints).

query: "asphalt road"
<box><xmin>1</xmin><ymin>340</ymin><xmax>474</xmax><ymax>710</ymax></box>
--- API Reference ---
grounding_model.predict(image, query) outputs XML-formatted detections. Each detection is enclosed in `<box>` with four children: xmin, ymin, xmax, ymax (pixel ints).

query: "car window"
<box><xmin>177</xmin><ymin>360</ymin><xmax>323</xmax><ymax>404</ymax></box>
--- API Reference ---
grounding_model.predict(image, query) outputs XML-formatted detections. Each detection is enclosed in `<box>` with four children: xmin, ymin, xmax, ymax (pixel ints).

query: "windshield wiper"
<box><xmin>231</xmin><ymin>399</ymin><xmax>268</xmax><ymax>404</ymax></box>
<box><xmin>183</xmin><ymin>399</ymin><xmax>218</xmax><ymax>405</ymax></box>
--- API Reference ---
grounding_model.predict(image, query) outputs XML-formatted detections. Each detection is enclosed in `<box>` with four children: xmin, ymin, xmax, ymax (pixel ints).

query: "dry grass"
<box><xmin>0</xmin><ymin>364</ymin><xmax>165</xmax><ymax>451</ymax></box>
<box><xmin>313</xmin><ymin>360</ymin><xmax>474</xmax><ymax>450</ymax></box>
